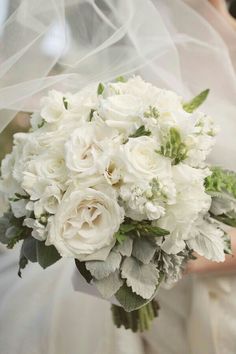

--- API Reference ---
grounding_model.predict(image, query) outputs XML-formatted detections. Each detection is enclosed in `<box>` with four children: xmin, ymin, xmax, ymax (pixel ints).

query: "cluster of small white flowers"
<box><xmin>0</xmin><ymin>76</ymin><xmax>224</xmax><ymax>261</ymax></box>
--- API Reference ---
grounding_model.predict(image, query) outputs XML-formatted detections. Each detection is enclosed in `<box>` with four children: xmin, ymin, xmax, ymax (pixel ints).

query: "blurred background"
<box><xmin>0</xmin><ymin>0</ymin><xmax>236</xmax><ymax>162</ymax></box>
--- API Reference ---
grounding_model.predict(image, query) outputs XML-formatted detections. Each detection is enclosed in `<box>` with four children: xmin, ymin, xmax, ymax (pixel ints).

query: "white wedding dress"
<box><xmin>1</xmin><ymin>244</ymin><xmax>236</xmax><ymax>354</ymax></box>
<box><xmin>0</xmin><ymin>1</ymin><xmax>236</xmax><ymax>353</ymax></box>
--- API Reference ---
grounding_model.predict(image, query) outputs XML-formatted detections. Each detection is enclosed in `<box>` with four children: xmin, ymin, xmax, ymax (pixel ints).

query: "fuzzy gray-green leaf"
<box><xmin>132</xmin><ymin>238</ymin><xmax>156</xmax><ymax>264</ymax></box>
<box><xmin>95</xmin><ymin>270</ymin><xmax>124</xmax><ymax>299</ymax></box>
<box><xmin>121</xmin><ymin>257</ymin><xmax>159</xmax><ymax>299</ymax></box>
<box><xmin>85</xmin><ymin>251</ymin><xmax>122</xmax><ymax>280</ymax></box>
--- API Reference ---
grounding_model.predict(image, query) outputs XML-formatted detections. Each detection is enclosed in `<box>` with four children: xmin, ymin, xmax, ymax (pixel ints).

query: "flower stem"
<box><xmin>111</xmin><ymin>299</ymin><xmax>160</xmax><ymax>332</ymax></box>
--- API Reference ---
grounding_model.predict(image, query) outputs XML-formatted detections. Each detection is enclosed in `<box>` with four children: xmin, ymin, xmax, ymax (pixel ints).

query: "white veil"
<box><xmin>0</xmin><ymin>0</ymin><xmax>235</xmax><ymax>169</ymax></box>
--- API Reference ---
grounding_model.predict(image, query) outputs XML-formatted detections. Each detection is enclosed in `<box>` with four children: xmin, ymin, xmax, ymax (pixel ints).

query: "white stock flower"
<box><xmin>47</xmin><ymin>186</ymin><xmax>124</xmax><ymax>259</ymax></box>
<box><xmin>32</xmin><ymin>185</ymin><xmax>62</xmax><ymax>218</ymax></box>
<box><xmin>120</xmin><ymin>136</ymin><xmax>171</xmax><ymax>183</ymax></box>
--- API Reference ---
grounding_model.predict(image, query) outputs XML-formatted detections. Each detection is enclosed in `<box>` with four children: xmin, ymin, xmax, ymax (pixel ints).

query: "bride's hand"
<box><xmin>209</xmin><ymin>0</ymin><xmax>236</xmax><ymax>30</ymax></box>
<box><xmin>186</xmin><ymin>228</ymin><xmax>236</xmax><ymax>274</ymax></box>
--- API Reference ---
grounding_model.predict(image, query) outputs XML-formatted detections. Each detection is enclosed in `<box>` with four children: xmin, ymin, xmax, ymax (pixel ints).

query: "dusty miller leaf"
<box><xmin>121</xmin><ymin>257</ymin><xmax>159</xmax><ymax>299</ymax></box>
<box><xmin>94</xmin><ymin>270</ymin><xmax>124</xmax><ymax>299</ymax></box>
<box><xmin>115</xmin><ymin>238</ymin><xmax>133</xmax><ymax>257</ymax></box>
<box><xmin>132</xmin><ymin>238</ymin><xmax>156</xmax><ymax>264</ymax></box>
<box><xmin>85</xmin><ymin>251</ymin><xmax>122</xmax><ymax>280</ymax></box>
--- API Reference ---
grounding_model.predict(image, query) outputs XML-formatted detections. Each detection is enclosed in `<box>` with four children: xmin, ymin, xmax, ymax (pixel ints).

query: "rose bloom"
<box><xmin>47</xmin><ymin>186</ymin><xmax>124</xmax><ymax>259</ymax></box>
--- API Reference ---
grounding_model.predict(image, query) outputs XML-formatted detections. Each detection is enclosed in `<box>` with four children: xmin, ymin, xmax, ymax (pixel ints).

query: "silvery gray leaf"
<box><xmin>121</xmin><ymin>257</ymin><xmax>159</xmax><ymax>299</ymax></box>
<box><xmin>85</xmin><ymin>251</ymin><xmax>122</xmax><ymax>280</ymax></box>
<box><xmin>95</xmin><ymin>270</ymin><xmax>123</xmax><ymax>299</ymax></box>
<box><xmin>78</xmin><ymin>240</ymin><xmax>115</xmax><ymax>262</ymax></box>
<box><xmin>132</xmin><ymin>238</ymin><xmax>156</xmax><ymax>264</ymax></box>
<box><xmin>115</xmin><ymin>238</ymin><xmax>133</xmax><ymax>257</ymax></box>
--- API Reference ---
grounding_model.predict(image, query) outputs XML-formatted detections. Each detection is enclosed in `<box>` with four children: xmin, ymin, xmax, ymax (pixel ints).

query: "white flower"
<box><xmin>22</xmin><ymin>148</ymin><xmax>66</xmax><ymax>200</ymax></box>
<box><xmin>65</xmin><ymin>122</ymin><xmax>118</xmax><ymax>178</ymax></box>
<box><xmin>47</xmin><ymin>186</ymin><xmax>124</xmax><ymax>259</ymax></box>
<box><xmin>120</xmin><ymin>136</ymin><xmax>171</xmax><ymax>183</ymax></box>
<box><xmin>98</xmin><ymin>94</ymin><xmax>143</xmax><ymax>132</ymax></box>
<box><xmin>120</xmin><ymin>182</ymin><xmax>165</xmax><ymax>221</ymax></box>
<box><xmin>40</xmin><ymin>90</ymin><xmax>68</xmax><ymax>123</ymax></box>
<box><xmin>24</xmin><ymin>218</ymin><xmax>48</xmax><ymax>241</ymax></box>
<box><xmin>32</xmin><ymin>185</ymin><xmax>62</xmax><ymax>218</ymax></box>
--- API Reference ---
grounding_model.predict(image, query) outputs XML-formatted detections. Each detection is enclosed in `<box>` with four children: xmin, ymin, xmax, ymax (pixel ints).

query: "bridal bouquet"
<box><xmin>0</xmin><ymin>76</ymin><xmax>236</xmax><ymax>332</ymax></box>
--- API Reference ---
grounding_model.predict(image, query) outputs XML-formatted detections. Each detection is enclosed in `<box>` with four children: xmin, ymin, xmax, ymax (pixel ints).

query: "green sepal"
<box><xmin>63</xmin><ymin>97</ymin><xmax>68</xmax><ymax>109</ymax></box>
<box><xmin>129</xmin><ymin>125</ymin><xmax>151</xmax><ymax>139</ymax></box>
<box><xmin>183</xmin><ymin>89</ymin><xmax>210</xmax><ymax>113</ymax></box>
<box><xmin>116</xmin><ymin>76</ymin><xmax>127</xmax><ymax>82</ymax></box>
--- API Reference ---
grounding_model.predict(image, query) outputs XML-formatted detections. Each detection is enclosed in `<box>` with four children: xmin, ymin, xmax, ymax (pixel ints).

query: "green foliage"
<box><xmin>116</xmin><ymin>76</ymin><xmax>127</xmax><ymax>82</ymax></box>
<box><xmin>144</xmin><ymin>106</ymin><xmax>159</xmax><ymax>119</ymax></box>
<box><xmin>158</xmin><ymin>127</ymin><xmax>188</xmax><ymax>165</ymax></box>
<box><xmin>205</xmin><ymin>167</ymin><xmax>236</xmax><ymax>198</ymax></box>
<box><xmin>75</xmin><ymin>259</ymin><xmax>93</xmax><ymax>283</ymax></box>
<box><xmin>89</xmin><ymin>109</ymin><xmax>96</xmax><ymax>122</ymax></box>
<box><xmin>0</xmin><ymin>211</ymin><xmax>30</xmax><ymax>249</ymax></box>
<box><xmin>97</xmin><ymin>82</ymin><xmax>105</xmax><ymax>95</ymax></box>
<box><xmin>63</xmin><ymin>97</ymin><xmax>68</xmax><ymax>110</ymax></box>
<box><xmin>115</xmin><ymin>219</ymin><xmax>169</xmax><ymax>247</ymax></box>
<box><xmin>223</xmin><ymin>232</ymin><xmax>233</xmax><ymax>255</ymax></box>
<box><xmin>36</xmin><ymin>241</ymin><xmax>61</xmax><ymax>269</ymax></box>
<box><xmin>115</xmin><ymin>283</ymin><xmax>152</xmax><ymax>312</ymax></box>
<box><xmin>183</xmin><ymin>89</ymin><xmax>210</xmax><ymax>113</ymax></box>
<box><xmin>129</xmin><ymin>125</ymin><xmax>151</xmax><ymax>139</ymax></box>
<box><xmin>210</xmin><ymin>213</ymin><xmax>236</xmax><ymax>228</ymax></box>
<box><xmin>37</xmin><ymin>119</ymin><xmax>46</xmax><ymax>129</ymax></box>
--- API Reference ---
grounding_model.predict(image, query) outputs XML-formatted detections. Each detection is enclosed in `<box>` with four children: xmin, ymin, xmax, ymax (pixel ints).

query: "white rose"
<box><xmin>22</xmin><ymin>148</ymin><xmax>66</xmax><ymax>200</ymax></box>
<box><xmin>47</xmin><ymin>186</ymin><xmax>124</xmax><ymax>259</ymax></box>
<box><xmin>65</xmin><ymin>122</ymin><xmax>118</xmax><ymax>178</ymax></box>
<box><xmin>120</xmin><ymin>136</ymin><xmax>171</xmax><ymax>183</ymax></box>
<box><xmin>32</xmin><ymin>185</ymin><xmax>62</xmax><ymax>218</ymax></box>
<box><xmin>40</xmin><ymin>90</ymin><xmax>68</xmax><ymax>123</ymax></box>
<box><xmin>99</xmin><ymin>94</ymin><xmax>143</xmax><ymax>132</ymax></box>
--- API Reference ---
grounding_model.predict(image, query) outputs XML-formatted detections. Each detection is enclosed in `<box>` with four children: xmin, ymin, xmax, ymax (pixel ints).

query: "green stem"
<box><xmin>111</xmin><ymin>299</ymin><xmax>160</xmax><ymax>332</ymax></box>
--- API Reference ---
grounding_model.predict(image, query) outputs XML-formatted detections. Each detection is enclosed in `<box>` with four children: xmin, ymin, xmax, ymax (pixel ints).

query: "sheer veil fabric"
<box><xmin>0</xmin><ymin>1</ymin><xmax>236</xmax><ymax>353</ymax></box>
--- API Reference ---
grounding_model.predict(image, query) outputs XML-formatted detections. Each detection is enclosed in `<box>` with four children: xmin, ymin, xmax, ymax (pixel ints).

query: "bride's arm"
<box><xmin>187</xmin><ymin>229</ymin><xmax>236</xmax><ymax>274</ymax></box>
<box><xmin>209</xmin><ymin>0</ymin><xmax>236</xmax><ymax>30</ymax></box>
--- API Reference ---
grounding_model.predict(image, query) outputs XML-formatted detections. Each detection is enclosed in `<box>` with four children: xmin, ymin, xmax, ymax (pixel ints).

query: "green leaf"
<box><xmin>97</xmin><ymin>82</ymin><xmax>105</xmax><ymax>95</ymax></box>
<box><xmin>115</xmin><ymin>238</ymin><xmax>133</xmax><ymax>257</ymax></box>
<box><xmin>36</xmin><ymin>241</ymin><xmax>61</xmax><ymax>269</ymax></box>
<box><xmin>121</xmin><ymin>257</ymin><xmax>159</xmax><ymax>299</ymax></box>
<box><xmin>75</xmin><ymin>259</ymin><xmax>93</xmax><ymax>283</ymax></box>
<box><xmin>115</xmin><ymin>231</ymin><xmax>126</xmax><ymax>245</ymax></box>
<box><xmin>141</xmin><ymin>225</ymin><xmax>170</xmax><ymax>237</ymax></box>
<box><xmin>132</xmin><ymin>238</ymin><xmax>156</xmax><ymax>264</ymax></box>
<box><xmin>210</xmin><ymin>213</ymin><xmax>236</xmax><ymax>227</ymax></box>
<box><xmin>205</xmin><ymin>167</ymin><xmax>236</xmax><ymax>199</ymax></box>
<box><xmin>63</xmin><ymin>97</ymin><xmax>68</xmax><ymax>109</ymax></box>
<box><xmin>115</xmin><ymin>283</ymin><xmax>152</xmax><ymax>312</ymax></box>
<box><xmin>18</xmin><ymin>254</ymin><xmax>28</xmax><ymax>278</ymax></box>
<box><xmin>183</xmin><ymin>89</ymin><xmax>210</xmax><ymax>113</ymax></box>
<box><xmin>37</xmin><ymin>119</ymin><xmax>46</xmax><ymax>129</ymax></box>
<box><xmin>116</xmin><ymin>76</ymin><xmax>126</xmax><ymax>82</ymax></box>
<box><xmin>129</xmin><ymin>125</ymin><xmax>151</xmax><ymax>139</ymax></box>
<box><xmin>89</xmin><ymin>109</ymin><xmax>96</xmax><ymax>122</ymax></box>
<box><xmin>94</xmin><ymin>270</ymin><xmax>124</xmax><ymax>299</ymax></box>
<box><xmin>85</xmin><ymin>251</ymin><xmax>122</xmax><ymax>280</ymax></box>
<box><xmin>223</xmin><ymin>232</ymin><xmax>232</xmax><ymax>255</ymax></box>
<box><xmin>21</xmin><ymin>237</ymin><xmax>37</xmax><ymax>262</ymax></box>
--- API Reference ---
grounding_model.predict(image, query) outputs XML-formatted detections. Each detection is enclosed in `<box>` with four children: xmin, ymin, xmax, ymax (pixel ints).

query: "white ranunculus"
<box><xmin>120</xmin><ymin>136</ymin><xmax>171</xmax><ymax>183</ymax></box>
<box><xmin>47</xmin><ymin>186</ymin><xmax>124</xmax><ymax>259</ymax></box>
<box><xmin>65</xmin><ymin>122</ymin><xmax>118</xmax><ymax>178</ymax></box>
<box><xmin>99</xmin><ymin>94</ymin><xmax>143</xmax><ymax>132</ymax></box>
